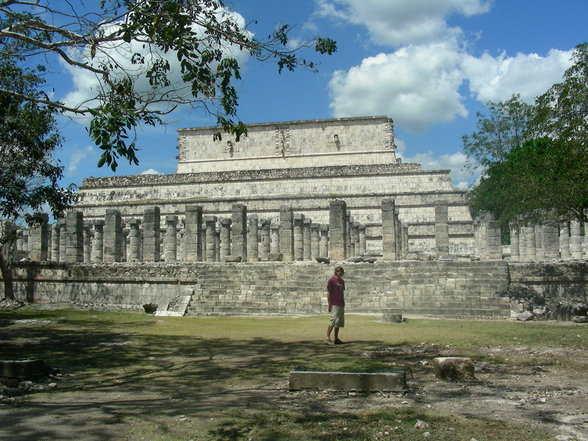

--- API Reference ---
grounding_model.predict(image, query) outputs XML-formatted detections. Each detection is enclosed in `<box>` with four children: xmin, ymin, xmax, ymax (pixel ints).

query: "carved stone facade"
<box><xmin>76</xmin><ymin>116</ymin><xmax>474</xmax><ymax>255</ymax></box>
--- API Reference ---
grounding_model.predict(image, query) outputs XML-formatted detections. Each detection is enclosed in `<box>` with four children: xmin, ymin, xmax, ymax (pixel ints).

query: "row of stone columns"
<box><xmin>474</xmin><ymin>212</ymin><xmax>588</xmax><ymax>260</ymax></box>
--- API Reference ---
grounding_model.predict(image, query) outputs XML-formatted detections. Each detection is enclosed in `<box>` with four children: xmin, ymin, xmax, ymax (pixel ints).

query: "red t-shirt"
<box><xmin>327</xmin><ymin>276</ymin><xmax>345</xmax><ymax>307</ymax></box>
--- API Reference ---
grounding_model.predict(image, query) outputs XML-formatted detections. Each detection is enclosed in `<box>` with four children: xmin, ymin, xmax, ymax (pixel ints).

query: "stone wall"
<box><xmin>7</xmin><ymin>260</ymin><xmax>512</xmax><ymax>318</ymax></box>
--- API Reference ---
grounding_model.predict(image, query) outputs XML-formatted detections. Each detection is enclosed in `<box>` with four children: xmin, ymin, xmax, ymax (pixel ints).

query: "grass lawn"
<box><xmin>0</xmin><ymin>308</ymin><xmax>586</xmax><ymax>441</ymax></box>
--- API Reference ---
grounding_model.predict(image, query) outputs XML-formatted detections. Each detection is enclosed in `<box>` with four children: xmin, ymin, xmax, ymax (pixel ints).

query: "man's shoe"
<box><xmin>334</xmin><ymin>339</ymin><xmax>344</xmax><ymax>345</ymax></box>
<box><xmin>324</xmin><ymin>338</ymin><xmax>334</xmax><ymax>345</ymax></box>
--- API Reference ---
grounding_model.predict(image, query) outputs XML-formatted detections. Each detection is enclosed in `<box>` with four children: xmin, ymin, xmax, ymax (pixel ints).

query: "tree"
<box><xmin>0</xmin><ymin>54</ymin><xmax>76</xmax><ymax>300</ymax></box>
<box><xmin>469</xmin><ymin>138</ymin><xmax>588</xmax><ymax>228</ymax></box>
<box><xmin>0</xmin><ymin>0</ymin><xmax>336</xmax><ymax>170</ymax></box>
<box><xmin>461</xmin><ymin>94</ymin><xmax>534</xmax><ymax>170</ymax></box>
<box><xmin>533</xmin><ymin>42</ymin><xmax>588</xmax><ymax>149</ymax></box>
<box><xmin>465</xmin><ymin>42</ymin><xmax>588</xmax><ymax>227</ymax></box>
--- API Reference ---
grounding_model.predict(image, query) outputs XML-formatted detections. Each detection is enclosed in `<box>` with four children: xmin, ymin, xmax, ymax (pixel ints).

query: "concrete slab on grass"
<box><xmin>289</xmin><ymin>370</ymin><xmax>407</xmax><ymax>391</ymax></box>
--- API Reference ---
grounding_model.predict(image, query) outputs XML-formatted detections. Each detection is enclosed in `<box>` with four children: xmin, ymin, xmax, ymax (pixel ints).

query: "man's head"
<box><xmin>334</xmin><ymin>266</ymin><xmax>344</xmax><ymax>277</ymax></box>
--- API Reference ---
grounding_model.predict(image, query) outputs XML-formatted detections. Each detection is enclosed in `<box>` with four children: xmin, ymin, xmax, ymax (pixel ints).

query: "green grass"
<box><xmin>1</xmin><ymin>308</ymin><xmax>585</xmax><ymax>441</ymax></box>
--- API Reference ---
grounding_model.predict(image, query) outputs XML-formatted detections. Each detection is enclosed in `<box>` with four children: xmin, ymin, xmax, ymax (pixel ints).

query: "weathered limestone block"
<box><xmin>509</xmin><ymin>224</ymin><xmax>520</xmax><ymax>261</ymax></box>
<box><xmin>270</xmin><ymin>223</ymin><xmax>280</xmax><ymax>256</ymax></box>
<box><xmin>142</xmin><ymin>206</ymin><xmax>161</xmax><ymax>262</ymax></box>
<box><xmin>560</xmin><ymin>222</ymin><xmax>570</xmax><ymax>259</ymax></box>
<box><xmin>289</xmin><ymin>370</ymin><xmax>407</xmax><ymax>391</ymax></box>
<box><xmin>435</xmin><ymin>202</ymin><xmax>450</xmax><ymax>259</ymax></box>
<box><xmin>329</xmin><ymin>200</ymin><xmax>347</xmax><ymax>260</ymax></box>
<box><xmin>204</xmin><ymin>216</ymin><xmax>217</xmax><ymax>262</ymax></box>
<box><xmin>381</xmin><ymin>198</ymin><xmax>397</xmax><ymax>260</ymax></box>
<box><xmin>29</xmin><ymin>213</ymin><xmax>49</xmax><ymax>262</ymax></box>
<box><xmin>358</xmin><ymin>224</ymin><xmax>367</xmax><ymax>256</ymax></box>
<box><xmin>50</xmin><ymin>223</ymin><xmax>61</xmax><ymax>263</ymax></box>
<box><xmin>279</xmin><ymin>206</ymin><xmax>294</xmax><ymax>261</ymax></box>
<box><xmin>319</xmin><ymin>224</ymin><xmax>329</xmax><ymax>258</ymax></box>
<box><xmin>542</xmin><ymin>223</ymin><xmax>559</xmax><ymax>259</ymax></box>
<box><xmin>303</xmin><ymin>218</ymin><xmax>312</xmax><ymax>261</ymax></box>
<box><xmin>432</xmin><ymin>357</ymin><xmax>475</xmax><ymax>381</ymax></box>
<box><xmin>293</xmin><ymin>213</ymin><xmax>304</xmax><ymax>261</ymax></box>
<box><xmin>220</xmin><ymin>218</ymin><xmax>231</xmax><ymax>260</ymax></box>
<box><xmin>185</xmin><ymin>205</ymin><xmax>203</xmax><ymax>261</ymax></box>
<box><xmin>164</xmin><ymin>215</ymin><xmax>178</xmax><ymax>262</ymax></box>
<box><xmin>66</xmin><ymin>211</ymin><xmax>84</xmax><ymax>263</ymax></box>
<box><xmin>259</xmin><ymin>220</ymin><xmax>271</xmax><ymax>260</ymax></box>
<box><xmin>570</xmin><ymin>221</ymin><xmax>582</xmax><ymax>259</ymax></box>
<box><xmin>104</xmin><ymin>209</ymin><xmax>123</xmax><ymax>262</ymax></box>
<box><xmin>310</xmin><ymin>223</ymin><xmax>320</xmax><ymax>259</ymax></box>
<box><xmin>91</xmin><ymin>220</ymin><xmax>104</xmax><ymax>262</ymax></box>
<box><xmin>127</xmin><ymin>219</ymin><xmax>141</xmax><ymax>262</ymax></box>
<box><xmin>232</xmin><ymin>204</ymin><xmax>247</xmax><ymax>260</ymax></box>
<box><xmin>247</xmin><ymin>215</ymin><xmax>259</xmax><ymax>262</ymax></box>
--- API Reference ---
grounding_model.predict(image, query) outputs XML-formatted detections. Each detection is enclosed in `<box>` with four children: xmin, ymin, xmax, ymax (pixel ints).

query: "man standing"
<box><xmin>325</xmin><ymin>266</ymin><xmax>345</xmax><ymax>345</ymax></box>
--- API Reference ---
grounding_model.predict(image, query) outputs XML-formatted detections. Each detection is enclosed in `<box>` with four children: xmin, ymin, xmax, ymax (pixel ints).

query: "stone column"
<box><xmin>402</xmin><ymin>225</ymin><xmax>409</xmax><ymax>259</ymax></box>
<box><xmin>123</xmin><ymin>227</ymin><xmax>130</xmax><ymax>262</ymax></box>
<box><xmin>358</xmin><ymin>224</ymin><xmax>367</xmax><ymax>255</ymax></box>
<box><xmin>310</xmin><ymin>223</ymin><xmax>320</xmax><ymax>259</ymax></box>
<box><xmin>232</xmin><ymin>204</ymin><xmax>247</xmax><ymax>260</ymax></box>
<box><xmin>29</xmin><ymin>213</ymin><xmax>49</xmax><ymax>262</ymax></box>
<box><xmin>215</xmin><ymin>228</ymin><xmax>221</xmax><ymax>262</ymax></box>
<box><xmin>353</xmin><ymin>222</ymin><xmax>361</xmax><ymax>256</ymax></box>
<box><xmin>486</xmin><ymin>214</ymin><xmax>502</xmax><ymax>260</ymax></box>
<box><xmin>534</xmin><ymin>224</ymin><xmax>544</xmax><ymax>260</ymax></box>
<box><xmin>104</xmin><ymin>209</ymin><xmax>123</xmax><ymax>262</ymax></box>
<box><xmin>16</xmin><ymin>230</ymin><xmax>24</xmax><ymax>254</ymax></box>
<box><xmin>142</xmin><ymin>206</ymin><xmax>161</xmax><ymax>262</ymax></box>
<box><xmin>58</xmin><ymin>220</ymin><xmax>67</xmax><ymax>263</ymax></box>
<box><xmin>349</xmin><ymin>217</ymin><xmax>356</xmax><ymax>257</ymax></box>
<box><xmin>570</xmin><ymin>221</ymin><xmax>582</xmax><ymax>258</ymax></box>
<box><xmin>559</xmin><ymin>222</ymin><xmax>570</xmax><ymax>259</ymax></box>
<box><xmin>127</xmin><ymin>219</ymin><xmax>141</xmax><ymax>262</ymax></box>
<box><xmin>51</xmin><ymin>223</ymin><xmax>61</xmax><ymax>263</ymax></box>
<box><xmin>184</xmin><ymin>205</ymin><xmax>203</xmax><ymax>261</ymax></box>
<box><xmin>220</xmin><ymin>218</ymin><xmax>231</xmax><ymax>261</ymax></box>
<box><xmin>394</xmin><ymin>209</ymin><xmax>402</xmax><ymax>259</ymax></box>
<box><xmin>270</xmin><ymin>223</ymin><xmax>280</xmax><ymax>256</ymax></box>
<box><xmin>303</xmin><ymin>218</ymin><xmax>312</xmax><ymax>261</ymax></box>
<box><xmin>204</xmin><ymin>216</ymin><xmax>217</xmax><ymax>262</ymax></box>
<box><xmin>83</xmin><ymin>224</ymin><xmax>92</xmax><ymax>263</ymax></box>
<box><xmin>329</xmin><ymin>200</ymin><xmax>347</xmax><ymax>260</ymax></box>
<box><xmin>509</xmin><ymin>223</ymin><xmax>520</xmax><ymax>261</ymax></box>
<box><xmin>164</xmin><ymin>215</ymin><xmax>178</xmax><ymax>262</ymax></box>
<box><xmin>66</xmin><ymin>211</ymin><xmax>84</xmax><ymax>263</ymax></box>
<box><xmin>345</xmin><ymin>210</ymin><xmax>352</xmax><ymax>257</ymax></box>
<box><xmin>435</xmin><ymin>202</ymin><xmax>450</xmax><ymax>259</ymax></box>
<box><xmin>522</xmin><ymin>224</ymin><xmax>536</xmax><ymax>261</ymax></box>
<box><xmin>319</xmin><ymin>224</ymin><xmax>329</xmax><ymax>258</ymax></box>
<box><xmin>91</xmin><ymin>220</ymin><xmax>104</xmax><ymax>262</ymax></box>
<box><xmin>279</xmin><ymin>206</ymin><xmax>294</xmax><ymax>261</ymax></box>
<box><xmin>260</xmin><ymin>220</ymin><xmax>271</xmax><ymax>260</ymax></box>
<box><xmin>293</xmin><ymin>213</ymin><xmax>304</xmax><ymax>261</ymax></box>
<box><xmin>543</xmin><ymin>223</ymin><xmax>560</xmax><ymax>259</ymax></box>
<box><xmin>247</xmin><ymin>215</ymin><xmax>259</xmax><ymax>262</ymax></box>
<box><xmin>381</xmin><ymin>198</ymin><xmax>397</xmax><ymax>260</ymax></box>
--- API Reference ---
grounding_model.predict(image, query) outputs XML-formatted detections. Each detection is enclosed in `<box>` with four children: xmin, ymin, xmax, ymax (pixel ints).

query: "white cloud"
<box><xmin>329</xmin><ymin>41</ymin><xmax>468</xmax><ymax>133</ymax></box>
<box><xmin>323</xmin><ymin>0</ymin><xmax>573</xmax><ymax>133</ymax></box>
<box><xmin>316</xmin><ymin>0</ymin><xmax>490</xmax><ymax>46</ymax></box>
<box><xmin>462</xmin><ymin>49</ymin><xmax>573</xmax><ymax>103</ymax></box>
<box><xmin>140</xmin><ymin>168</ymin><xmax>161</xmax><ymax>175</ymax></box>
<box><xmin>68</xmin><ymin>145</ymin><xmax>94</xmax><ymax>175</ymax></box>
<box><xmin>399</xmin><ymin>149</ymin><xmax>479</xmax><ymax>189</ymax></box>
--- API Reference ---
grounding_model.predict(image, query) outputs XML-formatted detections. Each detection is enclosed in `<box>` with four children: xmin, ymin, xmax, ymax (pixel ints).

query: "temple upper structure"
<box><xmin>176</xmin><ymin>116</ymin><xmax>397</xmax><ymax>173</ymax></box>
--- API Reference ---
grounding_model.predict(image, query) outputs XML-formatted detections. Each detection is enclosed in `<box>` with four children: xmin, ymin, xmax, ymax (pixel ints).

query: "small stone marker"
<box><xmin>289</xmin><ymin>370</ymin><xmax>407</xmax><ymax>391</ymax></box>
<box><xmin>382</xmin><ymin>310</ymin><xmax>403</xmax><ymax>323</ymax></box>
<box><xmin>432</xmin><ymin>357</ymin><xmax>475</xmax><ymax>381</ymax></box>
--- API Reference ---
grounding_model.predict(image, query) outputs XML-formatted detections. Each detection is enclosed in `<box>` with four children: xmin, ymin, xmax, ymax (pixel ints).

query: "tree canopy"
<box><xmin>0</xmin><ymin>0</ymin><xmax>337</xmax><ymax>170</ymax></box>
<box><xmin>464</xmin><ymin>42</ymin><xmax>588</xmax><ymax>226</ymax></box>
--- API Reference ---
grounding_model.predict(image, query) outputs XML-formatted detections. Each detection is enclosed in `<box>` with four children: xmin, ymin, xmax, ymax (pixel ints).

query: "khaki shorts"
<box><xmin>329</xmin><ymin>305</ymin><xmax>345</xmax><ymax>328</ymax></box>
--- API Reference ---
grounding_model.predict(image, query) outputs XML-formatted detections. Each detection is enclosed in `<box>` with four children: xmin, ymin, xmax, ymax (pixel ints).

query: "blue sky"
<box><xmin>53</xmin><ymin>0</ymin><xmax>588</xmax><ymax>190</ymax></box>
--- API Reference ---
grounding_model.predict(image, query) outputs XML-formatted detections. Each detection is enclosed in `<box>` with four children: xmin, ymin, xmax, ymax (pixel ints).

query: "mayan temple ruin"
<box><xmin>4</xmin><ymin>116</ymin><xmax>587</xmax><ymax>318</ymax></box>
